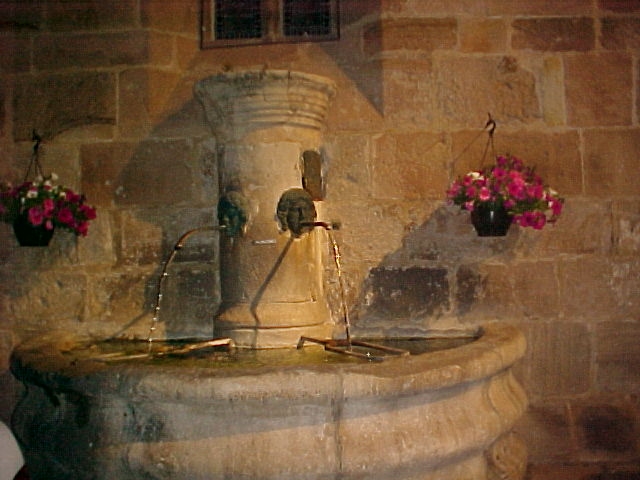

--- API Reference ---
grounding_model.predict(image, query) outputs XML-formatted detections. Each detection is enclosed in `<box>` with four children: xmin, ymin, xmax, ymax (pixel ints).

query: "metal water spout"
<box><xmin>195</xmin><ymin>70</ymin><xmax>336</xmax><ymax>348</ymax></box>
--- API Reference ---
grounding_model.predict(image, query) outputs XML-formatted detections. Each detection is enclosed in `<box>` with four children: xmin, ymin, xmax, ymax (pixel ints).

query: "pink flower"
<box><xmin>42</xmin><ymin>198</ymin><xmax>55</xmax><ymax>216</ymax></box>
<box><xmin>478</xmin><ymin>186</ymin><xmax>491</xmax><ymax>201</ymax></box>
<box><xmin>28</xmin><ymin>206</ymin><xmax>44</xmax><ymax>226</ymax></box>
<box><xmin>79</xmin><ymin>204</ymin><xmax>97</xmax><ymax>220</ymax></box>
<box><xmin>57</xmin><ymin>207</ymin><xmax>74</xmax><ymax>226</ymax></box>
<box><xmin>526</xmin><ymin>184</ymin><xmax>544</xmax><ymax>200</ymax></box>
<box><xmin>76</xmin><ymin>221</ymin><xmax>89</xmax><ymax>236</ymax></box>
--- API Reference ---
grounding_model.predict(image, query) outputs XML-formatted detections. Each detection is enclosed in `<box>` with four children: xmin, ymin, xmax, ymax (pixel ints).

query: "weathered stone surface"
<box><xmin>596</xmin><ymin>321</ymin><xmax>640</xmax><ymax>391</ymax></box>
<box><xmin>34</xmin><ymin>30</ymin><xmax>153</xmax><ymax>70</ymax></box>
<box><xmin>517</xmin><ymin>403</ymin><xmax>574</xmax><ymax>463</ymax></box>
<box><xmin>0</xmin><ymin>1</ymin><xmax>44</xmax><ymax>31</ymax></box>
<box><xmin>13</xmin><ymin>72</ymin><xmax>116</xmax><ymax>140</ymax></box>
<box><xmin>0</xmin><ymin>33</ymin><xmax>31</xmax><ymax>73</ymax></box>
<box><xmin>557</xmin><ymin>257</ymin><xmax>619</xmax><ymax>319</ymax></box>
<box><xmin>360</xmin><ymin>266</ymin><xmax>450</xmax><ymax>324</ymax></box>
<box><xmin>583</xmin><ymin>129</ymin><xmax>640</xmax><ymax>197</ymax></box>
<box><xmin>85</xmin><ymin>268</ymin><xmax>154</xmax><ymax>337</ymax></box>
<box><xmin>577</xmin><ymin>404</ymin><xmax>637</xmax><ymax>453</ymax></box>
<box><xmin>46</xmin><ymin>0</ymin><xmax>139</xmax><ymax>31</ymax></box>
<box><xmin>599</xmin><ymin>0</ymin><xmax>640</xmax><ymax>12</ymax></box>
<box><xmin>565</xmin><ymin>53</ymin><xmax>632</xmax><ymax>126</ymax></box>
<box><xmin>459</xmin><ymin>18</ymin><xmax>507</xmax><ymax>53</ymax></box>
<box><xmin>140</xmin><ymin>0</ymin><xmax>200</xmax><ymax>34</ymax></box>
<box><xmin>363</xmin><ymin>18</ymin><xmax>457</xmax><ymax>55</ymax></box>
<box><xmin>487</xmin><ymin>0</ymin><xmax>593</xmax><ymax>15</ymax></box>
<box><xmin>512</xmin><ymin>17</ymin><xmax>595</xmax><ymax>51</ymax></box>
<box><xmin>455</xmin><ymin>264</ymin><xmax>483</xmax><ymax>315</ymax></box>
<box><xmin>372</xmin><ymin>132</ymin><xmax>449</xmax><ymax>200</ymax></box>
<box><xmin>118</xmin><ymin>68</ymin><xmax>185</xmax><ymax>138</ymax></box>
<box><xmin>115</xmin><ymin>139</ymin><xmax>197</xmax><ymax>207</ymax></box>
<box><xmin>436</xmin><ymin>56</ymin><xmax>540</xmax><ymax>128</ymax></box>
<box><xmin>523</xmin><ymin>321</ymin><xmax>591</xmax><ymax>397</ymax></box>
<box><xmin>602</xmin><ymin>17</ymin><xmax>640</xmax><ymax>50</ymax></box>
<box><xmin>612</xmin><ymin>200</ymin><xmax>640</xmax><ymax>256</ymax></box>
<box><xmin>513</xmin><ymin>199</ymin><xmax>613</xmax><ymax>257</ymax></box>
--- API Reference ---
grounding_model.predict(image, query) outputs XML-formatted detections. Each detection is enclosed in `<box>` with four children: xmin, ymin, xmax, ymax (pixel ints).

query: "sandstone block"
<box><xmin>433</xmin><ymin>56</ymin><xmax>539</xmax><ymax>128</ymax></box>
<box><xmin>583</xmin><ymin>129</ymin><xmax>640</xmax><ymax>197</ymax></box>
<box><xmin>13</xmin><ymin>72</ymin><xmax>116</xmax><ymax>141</ymax></box>
<box><xmin>324</xmin><ymin>133</ymin><xmax>372</xmax><ymax>201</ymax></box>
<box><xmin>541</xmin><ymin>55</ymin><xmax>566</xmax><ymax>126</ymax></box>
<box><xmin>576</xmin><ymin>403</ymin><xmax>638</xmax><ymax>455</ymax></box>
<box><xmin>360</xmin><ymin>266</ymin><xmax>450</xmax><ymax>324</ymax></box>
<box><xmin>596</xmin><ymin>321</ymin><xmax>640</xmax><ymax>391</ymax></box>
<box><xmin>0</xmin><ymin>2</ymin><xmax>44</xmax><ymax>31</ymax></box>
<box><xmin>46</xmin><ymin>0</ymin><xmax>139</xmax><ymax>31</ymax></box>
<box><xmin>81</xmin><ymin>142</ymin><xmax>136</xmax><ymax>207</ymax></box>
<box><xmin>34</xmin><ymin>30</ymin><xmax>151</xmax><ymax>70</ymax></box>
<box><xmin>381</xmin><ymin>0</ymin><xmax>487</xmax><ymax>16</ymax></box>
<box><xmin>459</xmin><ymin>18</ymin><xmax>507</xmax><ymax>53</ymax></box>
<box><xmin>162</xmin><ymin>265</ymin><xmax>219</xmax><ymax>338</ymax></box>
<box><xmin>0</xmin><ymin>34</ymin><xmax>31</xmax><ymax>73</ymax></box>
<box><xmin>512</xmin><ymin>17</ymin><xmax>594</xmax><ymax>52</ymax></box>
<box><xmin>517</xmin><ymin>403</ymin><xmax>575</xmax><ymax>463</ymax></box>
<box><xmin>363</xmin><ymin>18</ymin><xmax>457</xmax><ymax>55</ymax></box>
<box><xmin>118</xmin><ymin>68</ymin><xmax>184</xmax><ymax>138</ymax></box>
<box><xmin>511</xmin><ymin>261</ymin><xmax>560</xmax><ymax>319</ymax></box>
<box><xmin>372</xmin><ymin>132</ymin><xmax>449</xmax><ymax>200</ymax></box>
<box><xmin>565</xmin><ymin>53</ymin><xmax>632</xmax><ymax>126</ymax></box>
<box><xmin>141</xmin><ymin>0</ymin><xmax>199</xmax><ymax>34</ymax></box>
<box><xmin>600</xmin><ymin>0</ymin><xmax>640</xmax><ymax>12</ymax></box>
<box><xmin>487</xmin><ymin>0</ymin><xmax>592</xmax><ymax>15</ymax></box>
<box><xmin>612</xmin><ymin>200</ymin><xmax>640</xmax><ymax>256</ymax></box>
<box><xmin>602</xmin><ymin>17</ymin><xmax>640</xmax><ymax>50</ymax></box>
<box><xmin>455</xmin><ymin>264</ymin><xmax>483</xmax><ymax>315</ymax></box>
<box><xmin>524</xmin><ymin>321</ymin><xmax>591</xmax><ymax>397</ymax></box>
<box><xmin>117</xmin><ymin>209</ymin><xmax>165</xmax><ymax>265</ymax></box>
<box><xmin>558</xmin><ymin>257</ymin><xmax>620</xmax><ymax>320</ymax></box>
<box><xmin>112</xmin><ymin>139</ymin><xmax>196</xmax><ymax>207</ymax></box>
<box><xmin>85</xmin><ymin>268</ymin><xmax>154</xmax><ymax>337</ymax></box>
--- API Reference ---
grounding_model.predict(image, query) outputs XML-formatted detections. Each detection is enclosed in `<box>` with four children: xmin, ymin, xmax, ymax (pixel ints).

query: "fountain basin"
<box><xmin>11</xmin><ymin>322</ymin><xmax>528</xmax><ymax>480</ymax></box>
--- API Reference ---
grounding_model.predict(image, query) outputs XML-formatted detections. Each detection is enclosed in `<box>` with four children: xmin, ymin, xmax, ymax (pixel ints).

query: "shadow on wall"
<box><xmin>348</xmin><ymin>204</ymin><xmax>521</xmax><ymax>338</ymax></box>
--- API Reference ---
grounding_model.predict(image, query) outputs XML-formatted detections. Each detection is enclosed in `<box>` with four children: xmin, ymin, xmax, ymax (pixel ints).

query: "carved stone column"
<box><xmin>195</xmin><ymin>70</ymin><xmax>336</xmax><ymax>348</ymax></box>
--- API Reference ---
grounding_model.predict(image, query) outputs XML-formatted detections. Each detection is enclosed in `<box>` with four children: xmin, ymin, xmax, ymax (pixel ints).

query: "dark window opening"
<box><xmin>201</xmin><ymin>0</ymin><xmax>339</xmax><ymax>48</ymax></box>
<box><xmin>283</xmin><ymin>0</ymin><xmax>332</xmax><ymax>37</ymax></box>
<box><xmin>214</xmin><ymin>0</ymin><xmax>262</xmax><ymax>40</ymax></box>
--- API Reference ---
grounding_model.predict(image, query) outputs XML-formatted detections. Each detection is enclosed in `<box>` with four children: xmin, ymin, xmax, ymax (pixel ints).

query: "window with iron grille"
<box><xmin>201</xmin><ymin>0</ymin><xmax>339</xmax><ymax>48</ymax></box>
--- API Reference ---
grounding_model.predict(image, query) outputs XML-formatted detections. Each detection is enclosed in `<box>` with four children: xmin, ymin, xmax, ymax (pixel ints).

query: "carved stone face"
<box><xmin>276</xmin><ymin>188</ymin><xmax>317</xmax><ymax>237</ymax></box>
<box><xmin>217</xmin><ymin>191</ymin><xmax>249</xmax><ymax>237</ymax></box>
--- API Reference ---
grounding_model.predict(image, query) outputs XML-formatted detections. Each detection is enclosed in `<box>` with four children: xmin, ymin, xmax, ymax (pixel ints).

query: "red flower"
<box><xmin>57</xmin><ymin>207</ymin><xmax>75</xmax><ymax>226</ymax></box>
<box><xmin>28</xmin><ymin>206</ymin><xmax>44</xmax><ymax>226</ymax></box>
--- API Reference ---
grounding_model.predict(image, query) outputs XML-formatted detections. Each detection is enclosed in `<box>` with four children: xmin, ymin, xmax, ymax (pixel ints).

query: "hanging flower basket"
<box><xmin>12</xmin><ymin>213</ymin><xmax>55</xmax><ymax>246</ymax></box>
<box><xmin>1</xmin><ymin>134</ymin><xmax>97</xmax><ymax>246</ymax></box>
<box><xmin>447</xmin><ymin>155</ymin><xmax>564</xmax><ymax>236</ymax></box>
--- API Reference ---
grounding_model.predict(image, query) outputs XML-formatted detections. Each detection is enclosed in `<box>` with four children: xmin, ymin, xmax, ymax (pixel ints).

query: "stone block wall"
<box><xmin>1</xmin><ymin>0</ymin><xmax>639</xmax><ymax>477</ymax></box>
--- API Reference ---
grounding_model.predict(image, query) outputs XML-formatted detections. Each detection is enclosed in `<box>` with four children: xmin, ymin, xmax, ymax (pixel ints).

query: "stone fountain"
<box><xmin>10</xmin><ymin>71</ymin><xmax>528</xmax><ymax>480</ymax></box>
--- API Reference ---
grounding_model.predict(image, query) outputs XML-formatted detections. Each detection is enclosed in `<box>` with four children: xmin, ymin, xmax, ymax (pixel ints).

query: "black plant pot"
<box><xmin>470</xmin><ymin>204</ymin><xmax>512</xmax><ymax>237</ymax></box>
<box><xmin>12</xmin><ymin>215</ymin><xmax>55</xmax><ymax>246</ymax></box>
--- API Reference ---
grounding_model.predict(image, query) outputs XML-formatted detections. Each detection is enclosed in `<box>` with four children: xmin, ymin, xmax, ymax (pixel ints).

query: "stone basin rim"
<box><xmin>11</xmin><ymin>322</ymin><xmax>525</xmax><ymax>401</ymax></box>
